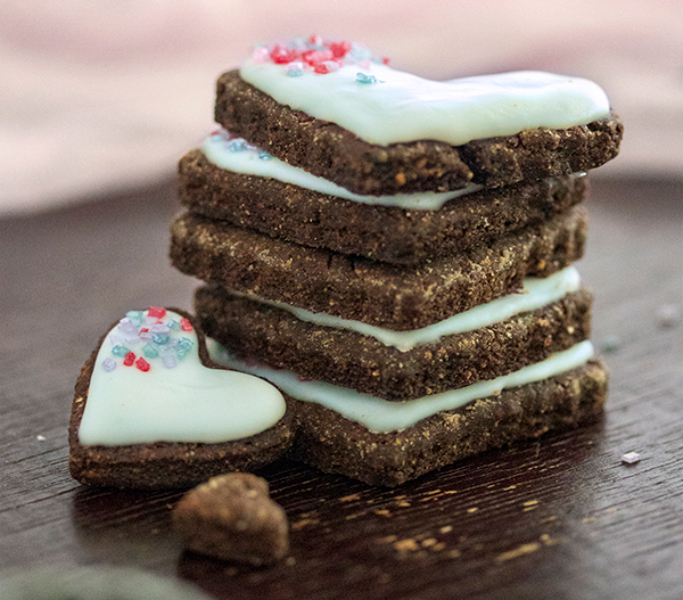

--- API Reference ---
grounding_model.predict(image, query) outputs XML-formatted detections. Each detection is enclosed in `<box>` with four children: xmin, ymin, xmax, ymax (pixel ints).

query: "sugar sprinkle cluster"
<box><xmin>208</xmin><ymin>129</ymin><xmax>272</xmax><ymax>159</ymax></box>
<box><xmin>250</xmin><ymin>35</ymin><xmax>389</xmax><ymax>77</ymax></box>
<box><xmin>102</xmin><ymin>307</ymin><xmax>195</xmax><ymax>373</ymax></box>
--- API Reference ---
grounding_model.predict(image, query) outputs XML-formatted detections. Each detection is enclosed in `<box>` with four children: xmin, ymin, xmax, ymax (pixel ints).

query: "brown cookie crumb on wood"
<box><xmin>173</xmin><ymin>473</ymin><xmax>289</xmax><ymax>565</ymax></box>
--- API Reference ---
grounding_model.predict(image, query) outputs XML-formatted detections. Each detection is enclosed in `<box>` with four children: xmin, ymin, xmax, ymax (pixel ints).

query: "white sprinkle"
<box><xmin>621</xmin><ymin>451</ymin><xmax>641</xmax><ymax>464</ymax></box>
<box><xmin>36</xmin><ymin>434</ymin><xmax>46</xmax><ymax>441</ymax></box>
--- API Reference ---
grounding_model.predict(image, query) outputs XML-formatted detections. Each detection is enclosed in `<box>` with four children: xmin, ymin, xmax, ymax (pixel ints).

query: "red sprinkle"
<box><xmin>270</xmin><ymin>44</ymin><xmax>298</xmax><ymax>64</ymax></box>
<box><xmin>302</xmin><ymin>48</ymin><xmax>333</xmax><ymax>66</ymax></box>
<box><xmin>148</xmin><ymin>306</ymin><xmax>166</xmax><ymax>319</ymax></box>
<box><xmin>330</xmin><ymin>41</ymin><xmax>352</xmax><ymax>59</ymax></box>
<box><xmin>135</xmin><ymin>357</ymin><xmax>150</xmax><ymax>372</ymax></box>
<box><xmin>140</xmin><ymin>327</ymin><xmax>149</xmax><ymax>333</ymax></box>
<box><xmin>123</xmin><ymin>352</ymin><xmax>136</xmax><ymax>367</ymax></box>
<box><xmin>180</xmin><ymin>318</ymin><xmax>193</xmax><ymax>332</ymax></box>
<box><xmin>259</xmin><ymin>38</ymin><xmax>390</xmax><ymax>76</ymax></box>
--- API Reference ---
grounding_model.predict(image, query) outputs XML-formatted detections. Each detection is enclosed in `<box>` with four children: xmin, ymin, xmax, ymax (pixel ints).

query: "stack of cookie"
<box><xmin>171</xmin><ymin>38</ymin><xmax>622</xmax><ymax>486</ymax></box>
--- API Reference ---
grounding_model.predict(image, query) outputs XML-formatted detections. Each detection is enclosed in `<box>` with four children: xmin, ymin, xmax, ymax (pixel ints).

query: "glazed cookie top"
<box><xmin>78</xmin><ymin>307</ymin><xmax>286</xmax><ymax>446</ymax></box>
<box><xmin>240</xmin><ymin>36</ymin><xmax>611</xmax><ymax>146</ymax></box>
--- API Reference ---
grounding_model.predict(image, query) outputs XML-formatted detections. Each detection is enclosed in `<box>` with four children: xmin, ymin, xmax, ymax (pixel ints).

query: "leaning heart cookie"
<box><xmin>69</xmin><ymin>307</ymin><xmax>294</xmax><ymax>489</ymax></box>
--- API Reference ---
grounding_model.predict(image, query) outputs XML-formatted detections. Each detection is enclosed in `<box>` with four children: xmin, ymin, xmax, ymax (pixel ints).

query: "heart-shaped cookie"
<box><xmin>69</xmin><ymin>307</ymin><xmax>294</xmax><ymax>489</ymax></box>
<box><xmin>215</xmin><ymin>38</ymin><xmax>622</xmax><ymax>196</ymax></box>
<box><xmin>240</xmin><ymin>40</ymin><xmax>611</xmax><ymax>147</ymax></box>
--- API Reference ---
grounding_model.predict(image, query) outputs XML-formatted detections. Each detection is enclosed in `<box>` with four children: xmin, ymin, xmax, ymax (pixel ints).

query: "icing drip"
<box><xmin>240</xmin><ymin>43</ymin><xmax>610</xmax><ymax>146</ymax></box>
<box><xmin>231</xmin><ymin>266</ymin><xmax>582</xmax><ymax>351</ymax></box>
<box><xmin>209</xmin><ymin>341</ymin><xmax>595</xmax><ymax>434</ymax></box>
<box><xmin>79</xmin><ymin>309</ymin><xmax>286</xmax><ymax>446</ymax></box>
<box><xmin>203</xmin><ymin>129</ymin><xmax>483</xmax><ymax>209</ymax></box>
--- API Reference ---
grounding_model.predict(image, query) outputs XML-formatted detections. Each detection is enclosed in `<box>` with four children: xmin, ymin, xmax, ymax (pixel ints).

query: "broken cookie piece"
<box><xmin>173</xmin><ymin>473</ymin><xmax>289</xmax><ymax>565</ymax></box>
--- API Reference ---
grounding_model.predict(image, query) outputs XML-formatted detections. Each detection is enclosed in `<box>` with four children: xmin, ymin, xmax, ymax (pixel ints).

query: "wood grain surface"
<box><xmin>1</xmin><ymin>177</ymin><xmax>681</xmax><ymax>600</ymax></box>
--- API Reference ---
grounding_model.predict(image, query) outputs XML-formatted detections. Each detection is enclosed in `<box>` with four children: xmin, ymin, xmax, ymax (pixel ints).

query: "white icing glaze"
<box><xmin>78</xmin><ymin>309</ymin><xmax>286</xmax><ymax>446</ymax></box>
<box><xmin>231</xmin><ymin>267</ymin><xmax>581</xmax><ymax>351</ymax></box>
<box><xmin>209</xmin><ymin>341</ymin><xmax>595</xmax><ymax>433</ymax></box>
<box><xmin>240</xmin><ymin>61</ymin><xmax>611</xmax><ymax>146</ymax></box>
<box><xmin>203</xmin><ymin>131</ymin><xmax>483</xmax><ymax>209</ymax></box>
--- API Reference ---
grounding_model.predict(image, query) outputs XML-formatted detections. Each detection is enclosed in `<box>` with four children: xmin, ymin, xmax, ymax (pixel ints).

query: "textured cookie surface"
<box><xmin>180</xmin><ymin>148</ymin><xmax>587</xmax><ymax>264</ymax></box>
<box><xmin>69</xmin><ymin>309</ymin><xmax>295</xmax><ymax>490</ymax></box>
<box><xmin>173</xmin><ymin>473</ymin><xmax>289</xmax><ymax>565</ymax></box>
<box><xmin>289</xmin><ymin>362</ymin><xmax>608</xmax><ymax>486</ymax></box>
<box><xmin>171</xmin><ymin>207</ymin><xmax>587</xmax><ymax>330</ymax></box>
<box><xmin>196</xmin><ymin>285</ymin><xmax>593</xmax><ymax>401</ymax></box>
<box><xmin>215</xmin><ymin>70</ymin><xmax>622</xmax><ymax>195</ymax></box>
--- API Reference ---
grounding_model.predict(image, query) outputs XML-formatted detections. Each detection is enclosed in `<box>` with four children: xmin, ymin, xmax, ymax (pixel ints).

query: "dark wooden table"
<box><xmin>1</xmin><ymin>176</ymin><xmax>681</xmax><ymax>600</ymax></box>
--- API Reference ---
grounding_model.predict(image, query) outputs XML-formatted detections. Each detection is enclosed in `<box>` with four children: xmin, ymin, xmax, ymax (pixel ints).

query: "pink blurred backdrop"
<box><xmin>1</xmin><ymin>0</ymin><xmax>681</xmax><ymax>214</ymax></box>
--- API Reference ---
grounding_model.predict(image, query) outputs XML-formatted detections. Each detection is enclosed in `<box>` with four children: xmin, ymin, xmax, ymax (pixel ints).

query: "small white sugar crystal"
<box><xmin>621</xmin><ymin>451</ymin><xmax>641</xmax><ymax>464</ymax></box>
<box><xmin>36</xmin><ymin>434</ymin><xmax>46</xmax><ymax>441</ymax></box>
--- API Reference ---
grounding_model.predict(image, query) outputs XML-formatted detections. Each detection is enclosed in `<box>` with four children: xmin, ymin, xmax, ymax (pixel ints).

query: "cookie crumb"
<box><xmin>620</xmin><ymin>451</ymin><xmax>642</xmax><ymax>464</ymax></box>
<box><xmin>173</xmin><ymin>473</ymin><xmax>289</xmax><ymax>566</ymax></box>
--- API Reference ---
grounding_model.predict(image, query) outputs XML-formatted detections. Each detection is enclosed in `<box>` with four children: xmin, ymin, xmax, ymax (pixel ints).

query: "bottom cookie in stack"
<box><xmin>211</xmin><ymin>343</ymin><xmax>606</xmax><ymax>487</ymax></box>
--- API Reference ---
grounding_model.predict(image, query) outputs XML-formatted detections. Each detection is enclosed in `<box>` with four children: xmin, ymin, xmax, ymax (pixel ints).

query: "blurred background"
<box><xmin>1</xmin><ymin>0</ymin><xmax>681</xmax><ymax>215</ymax></box>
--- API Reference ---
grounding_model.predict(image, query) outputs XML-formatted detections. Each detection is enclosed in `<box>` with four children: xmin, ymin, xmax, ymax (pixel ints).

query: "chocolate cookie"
<box><xmin>215</xmin><ymin>69</ymin><xmax>622</xmax><ymax>195</ymax></box>
<box><xmin>170</xmin><ymin>207</ymin><xmax>587</xmax><ymax>330</ymax></box>
<box><xmin>288</xmin><ymin>362</ymin><xmax>608</xmax><ymax>486</ymax></box>
<box><xmin>179</xmin><ymin>147</ymin><xmax>587</xmax><ymax>265</ymax></box>
<box><xmin>69</xmin><ymin>308</ymin><xmax>295</xmax><ymax>489</ymax></box>
<box><xmin>196</xmin><ymin>283</ymin><xmax>593</xmax><ymax>401</ymax></box>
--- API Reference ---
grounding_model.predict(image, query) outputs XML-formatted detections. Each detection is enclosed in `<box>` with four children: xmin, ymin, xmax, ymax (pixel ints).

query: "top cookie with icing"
<box><xmin>215</xmin><ymin>36</ymin><xmax>622</xmax><ymax>194</ymax></box>
<box><xmin>240</xmin><ymin>36</ymin><xmax>610</xmax><ymax>147</ymax></box>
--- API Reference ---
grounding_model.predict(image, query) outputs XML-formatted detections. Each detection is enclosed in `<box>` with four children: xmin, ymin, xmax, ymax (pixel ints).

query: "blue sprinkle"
<box><xmin>166</xmin><ymin>319</ymin><xmax>180</xmax><ymax>331</ymax></box>
<box><xmin>126</xmin><ymin>311</ymin><xmax>144</xmax><ymax>326</ymax></box>
<box><xmin>227</xmin><ymin>139</ymin><xmax>246</xmax><ymax>152</ymax></box>
<box><xmin>102</xmin><ymin>358</ymin><xmax>117</xmax><ymax>372</ymax></box>
<box><xmin>176</xmin><ymin>337</ymin><xmax>195</xmax><ymax>360</ymax></box>
<box><xmin>258</xmin><ymin>151</ymin><xmax>273</xmax><ymax>160</ymax></box>
<box><xmin>356</xmin><ymin>72</ymin><xmax>378</xmax><ymax>85</ymax></box>
<box><xmin>142</xmin><ymin>343</ymin><xmax>159</xmax><ymax>359</ymax></box>
<box><xmin>111</xmin><ymin>345</ymin><xmax>130</xmax><ymax>357</ymax></box>
<box><xmin>152</xmin><ymin>333</ymin><xmax>170</xmax><ymax>345</ymax></box>
<box><xmin>163</xmin><ymin>354</ymin><xmax>178</xmax><ymax>369</ymax></box>
<box><xmin>287</xmin><ymin>67</ymin><xmax>304</xmax><ymax>77</ymax></box>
